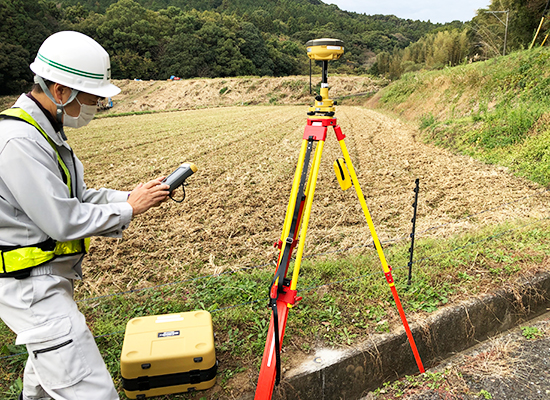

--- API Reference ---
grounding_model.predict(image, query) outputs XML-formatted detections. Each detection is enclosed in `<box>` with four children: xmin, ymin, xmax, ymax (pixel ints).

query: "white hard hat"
<box><xmin>30</xmin><ymin>31</ymin><xmax>120</xmax><ymax>98</ymax></box>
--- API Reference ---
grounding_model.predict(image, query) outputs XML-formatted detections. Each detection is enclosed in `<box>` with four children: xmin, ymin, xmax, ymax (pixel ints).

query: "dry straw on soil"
<box><xmin>69</xmin><ymin>101</ymin><xmax>549</xmax><ymax>298</ymax></box>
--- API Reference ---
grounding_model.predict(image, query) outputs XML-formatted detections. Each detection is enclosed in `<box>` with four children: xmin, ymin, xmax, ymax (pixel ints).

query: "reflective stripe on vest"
<box><xmin>0</xmin><ymin>108</ymin><xmax>72</xmax><ymax>193</ymax></box>
<box><xmin>0</xmin><ymin>108</ymin><xmax>90</xmax><ymax>277</ymax></box>
<box><xmin>0</xmin><ymin>238</ymin><xmax>91</xmax><ymax>274</ymax></box>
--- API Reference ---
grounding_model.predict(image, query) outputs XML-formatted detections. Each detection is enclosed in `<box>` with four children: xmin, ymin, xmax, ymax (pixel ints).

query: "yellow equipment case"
<box><xmin>120</xmin><ymin>310</ymin><xmax>217</xmax><ymax>399</ymax></box>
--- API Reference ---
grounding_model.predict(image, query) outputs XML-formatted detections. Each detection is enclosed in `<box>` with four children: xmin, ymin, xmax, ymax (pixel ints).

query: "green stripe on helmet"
<box><xmin>37</xmin><ymin>53</ymin><xmax>104</xmax><ymax>80</ymax></box>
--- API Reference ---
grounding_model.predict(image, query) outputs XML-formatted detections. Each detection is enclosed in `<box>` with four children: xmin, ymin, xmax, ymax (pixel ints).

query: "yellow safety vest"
<box><xmin>0</xmin><ymin>108</ymin><xmax>90</xmax><ymax>278</ymax></box>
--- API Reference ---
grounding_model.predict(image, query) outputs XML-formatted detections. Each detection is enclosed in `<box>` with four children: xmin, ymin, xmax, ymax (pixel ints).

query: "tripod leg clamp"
<box><xmin>384</xmin><ymin>265</ymin><xmax>394</xmax><ymax>285</ymax></box>
<box><xmin>269</xmin><ymin>284</ymin><xmax>302</xmax><ymax>307</ymax></box>
<box><xmin>334</xmin><ymin>125</ymin><xmax>346</xmax><ymax>141</ymax></box>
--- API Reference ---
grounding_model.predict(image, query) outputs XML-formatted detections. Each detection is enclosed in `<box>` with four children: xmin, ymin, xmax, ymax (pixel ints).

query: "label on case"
<box><xmin>158</xmin><ymin>330</ymin><xmax>180</xmax><ymax>338</ymax></box>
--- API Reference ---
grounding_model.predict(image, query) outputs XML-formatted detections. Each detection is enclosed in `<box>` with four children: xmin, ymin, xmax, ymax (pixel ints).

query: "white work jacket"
<box><xmin>0</xmin><ymin>94</ymin><xmax>133</xmax><ymax>279</ymax></box>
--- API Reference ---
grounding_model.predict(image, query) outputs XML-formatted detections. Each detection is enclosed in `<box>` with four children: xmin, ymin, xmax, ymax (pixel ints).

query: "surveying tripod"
<box><xmin>254</xmin><ymin>39</ymin><xmax>424</xmax><ymax>400</ymax></box>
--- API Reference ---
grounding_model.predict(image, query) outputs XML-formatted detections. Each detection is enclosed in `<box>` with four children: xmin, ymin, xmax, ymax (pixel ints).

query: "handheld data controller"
<box><xmin>163</xmin><ymin>162</ymin><xmax>197</xmax><ymax>202</ymax></box>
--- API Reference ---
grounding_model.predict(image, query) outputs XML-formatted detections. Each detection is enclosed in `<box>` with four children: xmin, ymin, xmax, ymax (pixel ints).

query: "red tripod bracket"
<box><xmin>304</xmin><ymin>118</ymin><xmax>337</xmax><ymax>141</ymax></box>
<box><xmin>334</xmin><ymin>125</ymin><xmax>346</xmax><ymax>141</ymax></box>
<box><xmin>384</xmin><ymin>265</ymin><xmax>394</xmax><ymax>284</ymax></box>
<box><xmin>280</xmin><ymin>287</ymin><xmax>302</xmax><ymax>306</ymax></box>
<box><xmin>273</xmin><ymin>239</ymin><xmax>298</xmax><ymax>253</ymax></box>
<box><xmin>269</xmin><ymin>284</ymin><xmax>302</xmax><ymax>307</ymax></box>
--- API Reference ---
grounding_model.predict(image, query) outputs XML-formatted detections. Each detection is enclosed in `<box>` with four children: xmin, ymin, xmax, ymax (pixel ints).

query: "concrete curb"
<box><xmin>244</xmin><ymin>272</ymin><xmax>550</xmax><ymax>400</ymax></box>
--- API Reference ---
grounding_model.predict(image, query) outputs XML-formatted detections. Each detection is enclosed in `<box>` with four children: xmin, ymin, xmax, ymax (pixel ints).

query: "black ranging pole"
<box><xmin>408</xmin><ymin>179</ymin><xmax>420</xmax><ymax>285</ymax></box>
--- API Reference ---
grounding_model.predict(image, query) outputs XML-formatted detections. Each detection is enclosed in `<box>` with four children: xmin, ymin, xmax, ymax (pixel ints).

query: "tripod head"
<box><xmin>306</xmin><ymin>38</ymin><xmax>344</xmax><ymax>117</ymax></box>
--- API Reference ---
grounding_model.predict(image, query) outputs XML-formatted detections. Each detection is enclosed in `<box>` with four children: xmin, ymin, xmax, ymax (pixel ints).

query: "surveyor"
<box><xmin>0</xmin><ymin>31</ymin><xmax>170</xmax><ymax>400</ymax></box>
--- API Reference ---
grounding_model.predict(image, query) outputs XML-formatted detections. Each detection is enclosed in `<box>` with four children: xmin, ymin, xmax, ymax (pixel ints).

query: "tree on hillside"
<box><xmin>160</xmin><ymin>12</ymin><xmax>256</xmax><ymax>78</ymax></box>
<box><xmin>425</xmin><ymin>29</ymin><xmax>471</xmax><ymax>67</ymax></box>
<box><xmin>56</xmin><ymin>0</ymin><xmax>447</xmax><ymax>62</ymax></box>
<box><xmin>372</xmin><ymin>28</ymin><xmax>472</xmax><ymax>78</ymax></box>
<box><xmin>69</xmin><ymin>0</ymin><xmax>174</xmax><ymax>79</ymax></box>
<box><xmin>374</xmin><ymin>0</ymin><xmax>550</xmax><ymax>80</ymax></box>
<box><xmin>62</xmin><ymin>3</ymin><xmax>89</xmax><ymax>23</ymax></box>
<box><xmin>0</xmin><ymin>0</ymin><xmax>58</xmax><ymax>53</ymax></box>
<box><xmin>0</xmin><ymin>43</ymin><xmax>32</xmax><ymax>95</ymax></box>
<box><xmin>237</xmin><ymin>22</ymin><xmax>276</xmax><ymax>75</ymax></box>
<box><xmin>194</xmin><ymin>19</ymin><xmax>255</xmax><ymax>77</ymax></box>
<box><xmin>471</xmin><ymin>0</ymin><xmax>549</xmax><ymax>57</ymax></box>
<box><xmin>0</xmin><ymin>0</ymin><xmax>62</xmax><ymax>93</ymax></box>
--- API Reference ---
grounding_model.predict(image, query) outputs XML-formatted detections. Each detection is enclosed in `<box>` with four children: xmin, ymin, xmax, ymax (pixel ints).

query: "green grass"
<box><xmin>96</xmin><ymin>109</ymin><xmax>182</xmax><ymax>118</ymax></box>
<box><xmin>521</xmin><ymin>325</ymin><xmax>544</xmax><ymax>339</ymax></box>
<box><xmin>377</xmin><ymin>48</ymin><xmax>550</xmax><ymax>187</ymax></box>
<box><xmin>2</xmin><ymin>217</ymin><xmax>548</xmax><ymax>398</ymax></box>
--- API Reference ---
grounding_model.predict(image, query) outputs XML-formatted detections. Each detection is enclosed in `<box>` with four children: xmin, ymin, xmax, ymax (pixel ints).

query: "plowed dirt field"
<box><xmin>71</xmin><ymin>104</ymin><xmax>548</xmax><ymax>296</ymax></box>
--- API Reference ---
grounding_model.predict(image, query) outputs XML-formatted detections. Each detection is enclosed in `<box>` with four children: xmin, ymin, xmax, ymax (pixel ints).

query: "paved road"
<box><xmin>362</xmin><ymin>310</ymin><xmax>550</xmax><ymax>400</ymax></box>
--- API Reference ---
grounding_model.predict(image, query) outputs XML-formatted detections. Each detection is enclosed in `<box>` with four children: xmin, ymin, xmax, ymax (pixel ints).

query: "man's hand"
<box><xmin>127</xmin><ymin>177</ymin><xmax>170</xmax><ymax>216</ymax></box>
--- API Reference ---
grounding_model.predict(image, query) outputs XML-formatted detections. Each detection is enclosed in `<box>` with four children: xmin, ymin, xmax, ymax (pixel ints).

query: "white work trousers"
<box><xmin>0</xmin><ymin>275</ymin><xmax>119</xmax><ymax>400</ymax></box>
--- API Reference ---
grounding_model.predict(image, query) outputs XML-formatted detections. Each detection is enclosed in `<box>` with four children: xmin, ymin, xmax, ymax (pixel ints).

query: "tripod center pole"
<box><xmin>321</xmin><ymin>60</ymin><xmax>329</xmax><ymax>101</ymax></box>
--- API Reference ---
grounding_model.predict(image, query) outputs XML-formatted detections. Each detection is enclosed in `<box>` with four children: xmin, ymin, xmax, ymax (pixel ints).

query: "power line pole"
<box><xmin>486</xmin><ymin>10</ymin><xmax>510</xmax><ymax>56</ymax></box>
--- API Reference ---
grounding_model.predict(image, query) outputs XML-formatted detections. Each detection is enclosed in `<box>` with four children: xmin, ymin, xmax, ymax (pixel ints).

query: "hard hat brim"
<box><xmin>82</xmin><ymin>82</ymin><xmax>121</xmax><ymax>98</ymax></box>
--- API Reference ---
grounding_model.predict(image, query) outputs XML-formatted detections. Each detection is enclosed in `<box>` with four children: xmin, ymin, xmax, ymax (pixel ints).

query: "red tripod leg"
<box><xmin>254</xmin><ymin>299</ymin><xmax>288</xmax><ymax>399</ymax></box>
<box><xmin>254</xmin><ymin>287</ymin><xmax>299</xmax><ymax>400</ymax></box>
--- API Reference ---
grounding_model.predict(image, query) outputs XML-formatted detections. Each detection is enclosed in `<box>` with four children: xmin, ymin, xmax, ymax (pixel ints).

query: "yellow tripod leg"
<box><xmin>337</xmin><ymin>140</ymin><xmax>389</xmax><ymax>273</ymax></box>
<box><xmin>290</xmin><ymin>140</ymin><xmax>325</xmax><ymax>292</ymax></box>
<box><xmin>337</xmin><ymin>136</ymin><xmax>425</xmax><ymax>373</ymax></box>
<box><xmin>277</xmin><ymin>139</ymin><xmax>309</xmax><ymax>265</ymax></box>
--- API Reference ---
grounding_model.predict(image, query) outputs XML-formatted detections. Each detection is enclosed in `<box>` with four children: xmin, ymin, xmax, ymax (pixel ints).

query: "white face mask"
<box><xmin>63</xmin><ymin>97</ymin><xmax>97</xmax><ymax>128</ymax></box>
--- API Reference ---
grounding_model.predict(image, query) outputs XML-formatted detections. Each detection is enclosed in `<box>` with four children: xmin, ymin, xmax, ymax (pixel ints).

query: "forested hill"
<box><xmin>56</xmin><ymin>0</ymin><xmax>449</xmax><ymax>48</ymax></box>
<box><xmin>0</xmin><ymin>0</ymin><xmax>461</xmax><ymax>95</ymax></box>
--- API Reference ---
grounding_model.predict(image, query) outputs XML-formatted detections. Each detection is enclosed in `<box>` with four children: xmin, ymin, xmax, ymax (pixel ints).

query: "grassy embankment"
<box><xmin>374</xmin><ymin>47</ymin><xmax>550</xmax><ymax>187</ymax></box>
